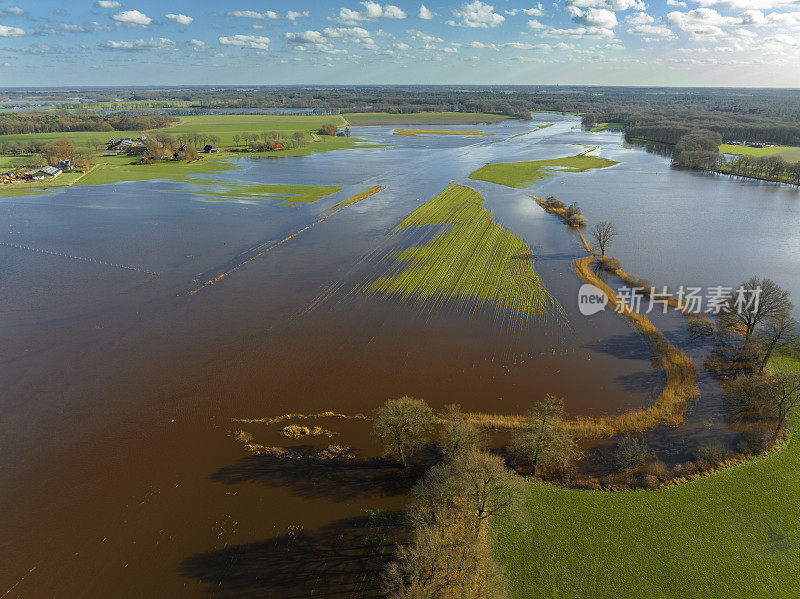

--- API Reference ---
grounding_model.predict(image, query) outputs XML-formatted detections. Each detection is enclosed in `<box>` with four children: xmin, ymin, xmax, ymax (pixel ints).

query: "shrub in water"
<box><xmin>598</xmin><ymin>256</ymin><xmax>621</xmax><ymax>272</ymax></box>
<box><xmin>693</xmin><ymin>440</ymin><xmax>728</xmax><ymax>465</ymax></box>
<box><xmin>613</xmin><ymin>436</ymin><xmax>651</xmax><ymax>471</ymax></box>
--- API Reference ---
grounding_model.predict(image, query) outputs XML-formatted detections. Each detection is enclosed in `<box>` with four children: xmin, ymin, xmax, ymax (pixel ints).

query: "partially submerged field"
<box><xmin>469</xmin><ymin>153</ymin><xmax>619</xmax><ymax>188</ymax></box>
<box><xmin>363</xmin><ymin>184</ymin><xmax>558</xmax><ymax>325</ymax></box>
<box><xmin>0</xmin><ymin>114</ymin><xmax>373</xmax><ymax>196</ymax></box>
<box><xmin>172</xmin><ymin>180</ymin><xmax>343</xmax><ymax>205</ymax></box>
<box><xmin>344</xmin><ymin>111</ymin><xmax>511</xmax><ymax>125</ymax></box>
<box><xmin>392</xmin><ymin>129</ymin><xmax>493</xmax><ymax>137</ymax></box>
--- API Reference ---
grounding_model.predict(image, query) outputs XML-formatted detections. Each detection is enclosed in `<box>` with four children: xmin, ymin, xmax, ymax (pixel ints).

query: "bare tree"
<box><xmin>723</xmin><ymin>277</ymin><xmax>793</xmax><ymax>341</ymax></box>
<box><xmin>373</xmin><ymin>397</ymin><xmax>434</xmax><ymax>468</ymax></box>
<box><xmin>383</xmin><ymin>505</ymin><xmax>509</xmax><ymax>599</ymax></box>
<box><xmin>510</xmin><ymin>395</ymin><xmax>578</xmax><ymax>475</ymax></box>
<box><xmin>411</xmin><ymin>450</ymin><xmax>525</xmax><ymax>531</ymax></box>
<box><xmin>590</xmin><ymin>220</ymin><xmax>618</xmax><ymax>256</ymax></box>
<box><xmin>439</xmin><ymin>404</ymin><xmax>486</xmax><ymax>462</ymax></box>
<box><xmin>726</xmin><ymin>373</ymin><xmax>800</xmax><ymax>437</ymax></box>
<box><xmin>757</xmin><ymin>312</ymin><xmax>799</xmax><ymax>371</ymax></box>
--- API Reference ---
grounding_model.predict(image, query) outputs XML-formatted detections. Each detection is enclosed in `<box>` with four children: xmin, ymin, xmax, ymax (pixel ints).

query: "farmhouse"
<box><xmin>30</xmin><ymin>166</ymin><xmax>62</xmax><ymax>180</ymax></box>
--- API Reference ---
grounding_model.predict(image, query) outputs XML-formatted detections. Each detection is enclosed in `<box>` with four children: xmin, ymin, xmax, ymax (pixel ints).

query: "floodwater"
<box><xmin>1</xmin><ymin>115</ymin><xmax>798</xmax><ymax>596</ymax></box>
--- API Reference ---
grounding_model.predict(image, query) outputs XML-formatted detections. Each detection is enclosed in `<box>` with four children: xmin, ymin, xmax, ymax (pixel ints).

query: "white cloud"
<box><xmin>419</xmin><ymin>4</ymin><xmax>435</xmax><ymax>19</ymax></box>
<box><xmin>227</xmin><ymin>11</ymin><xmax>279</xmax><ymax>21</ymax></box>
<box><xmin>165</xmin><ymin>14</ymin><xmax>193</xmax><ymax>25</ymax></box>
<box><xmin>95</xmin><ymin>1</ymin><xmax>121</xmax><ymax>7</ymax></box>
<box><xmin>40</xmin><ymin>21</ymin><xmax>113</xmax><ymax>34</ymax></box>
<box><xmin>101</xmin><ymin>37</ymin><xmax>176</xmax><ymax>50</ymax></box>
<box><xmin>695</xmin><ymin>0</ymin><xmax>800</xmax><ymax>8</ymax></box>
<box><xmin>665</xmin><ymin>8</ymin><xmax>739</xmax><ymax>36</ymax></box>
<box><xmin>627</xmin><ymin>23</ymin><xmax>677</xmax><ymax>37</ymax></box>
<box><xmin>527</xmin><ymin>19</ymin><xmax>546</xmax><ymax>29</ymax></box>
<box><xmin>407</xmin><ymin>29</ymin><xmax>443</xmax><ymax>42</ymax></box>
<box><xmin>112</xmin><ymin>10</ymin><xmax>152</xmax><ymax>27</ymax></box>
<box><xmin>286</xmin><ymin>11</ymin><xmax>310</xmax><ymax>21</ymax></box>
<box><xmin>0</xmin><ymin>24</ymin><xmax>24</xmax><ymax>37</ymax></box>
<box><xmin>566</xmin><ymin>0</ymin><xmax>645</xmax><ymax>9</ymax></box>
<box><xmin>323</xmin><ymin>26</ymin><xmax>371</xmax><ymax>38</ymax></box>
<box><xmin>626</xmin><ymin>12</ymin><xmax>654</xmax><ymax>25</ymax></box>
<box><xmin>572</xmin><ymin>7</ymin><xmax>618</xmax><ymax>28</ymax></box>
<box><xmin>666</xmin><ymin>0</ymin><xmax>687</xmax><ymax>6</ymax></box>
<box><xmin>218</xmin><ymin>34</ymin><xmax>271</xmax><ymax>50</ymax></box>
<box><xmin>448</xmin><ymin>1</ymin><xmax>505</xmax><ymax>28</ymax></box>
<box><xmin>1</xmin><ymin>6</ymin><xmax>24</xmax><ymax>15</ymax></box>
<box><xmin>190</xmin><ymin>39</ymin><xmax>205</xmax><ymax>48</ymax></box>
<box><xmin>395</xmin><ymin>41</ymin><xmax>411</xmax><ymax>49</ymax></box>
<box><xmin>331</xmin><ymin>2</ymin><xmax>407</xmax><ymax>24</ymax></box>
<box><xmin>506</xmin><ymin>5</ymin><xmax>544</xmax><ymax>16</ymax></box>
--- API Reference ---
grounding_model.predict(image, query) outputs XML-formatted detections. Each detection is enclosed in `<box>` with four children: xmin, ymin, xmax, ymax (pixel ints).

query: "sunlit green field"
<box><xmin>171</xmin><ymin>180</ymin><xmax>343</xmax><ymax>205</ymax></box>
<box><xmin>719</xmin><ymin>144</ymin><xmax>800</xmax><ymax>161</ymax></box>
<box><xmin>469</xmin><ymin>153</ymin><xmax>619</xmax><ymax>188</ymax></box>
<box><xmin>493</xmin><ymin>353</ymin><xmax>800</xmax><ymax>599</ymax></box>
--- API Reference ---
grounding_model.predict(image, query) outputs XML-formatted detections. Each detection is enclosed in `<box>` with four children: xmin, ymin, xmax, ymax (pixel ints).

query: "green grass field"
<box><xmin>468</xmin><ymin>153</ymin><xmax>619</xmax><ymax>188</ymax></box>
<box><xmin>392</xmin><ymin>129</ymin><xmax>493</xmax><ymax>137</ymax></box>
<box><xmin>719</xmin><ymin>144</ymin><xmax>800</xmax><ymax>162</ymax></box>
<box><xmin>344</xmin><ymin>112</ymin><xmax>511</xmax><ymax>125</ymax></box>
<box><xmin>365</xmin><ymin>184</ymin><xmax>557</xmax><ymax>324</ymax></box>
<box><xmin>590</xmin><ymin>122</ymin><xmax>625</xmax><ymax>132</ymax></box>
<box><xmin>492</xmin><ymin>350</ymin><xmax>800</xmax><ymax>599</ymax></box>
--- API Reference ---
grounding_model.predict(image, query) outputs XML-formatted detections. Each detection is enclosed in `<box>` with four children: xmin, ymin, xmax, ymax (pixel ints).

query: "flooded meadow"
<box><xmin>2</xmin><ymin>114</ymin><xmax>798</xmax><ymax>596</ymax></box>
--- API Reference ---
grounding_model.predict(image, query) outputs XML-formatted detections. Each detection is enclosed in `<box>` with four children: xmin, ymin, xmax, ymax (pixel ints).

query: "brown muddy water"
<box><xmin>2</xmin><ymin>115</ymin><xmax>798</xmax><ymax>597</ymax></box>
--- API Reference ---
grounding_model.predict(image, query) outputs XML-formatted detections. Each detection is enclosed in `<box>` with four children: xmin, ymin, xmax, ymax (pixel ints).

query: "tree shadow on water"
<box><xmin>179</xmin><ymin>512</ymin><xmax>405</xmax><ymax>598</ymax></box>
<box><xmin>211</xmin><ymin>448</ymin><xmax>423</xmax><ymax>502</ymax></box>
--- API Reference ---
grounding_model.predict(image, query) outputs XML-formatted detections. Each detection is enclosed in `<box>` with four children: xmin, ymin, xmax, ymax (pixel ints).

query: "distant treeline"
<box><xmin>0</xmin><ymin>113</ymin><xmax>177</xmax><ymax>135</ymax></box>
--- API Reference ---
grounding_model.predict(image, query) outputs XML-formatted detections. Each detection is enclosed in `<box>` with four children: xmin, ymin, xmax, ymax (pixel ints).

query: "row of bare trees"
<box><xmin>720</xmin><ymin>154</ymin><xmax>800</xmax><ymax>185</ymax></box>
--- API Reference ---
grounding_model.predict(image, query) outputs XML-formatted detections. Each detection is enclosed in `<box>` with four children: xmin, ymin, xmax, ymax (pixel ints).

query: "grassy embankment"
<box><xmin>392</xmin><ymin>129</ymin><xmax>493</xmax><ymax>137</ymax></box>
<box><xmin>719</xmin><ymin>143</ymin><xmax>800</xmax><ymax>161</ymax></box>
<box><xmin>364</xmin><ymin>184</ymin><xmax>559</xmax><ymax>326</ymax></box>
<box><xmin>343</xmin><ymin>112</ymin><xmax>512</xmax><ymax>125</ymax></box>
<box><xmin>0</xmin><ymin>114</ymin><xmax>376</xmax><ymax>196</ymax></box>
<box><xmin>508</xmin><ymin>123</ymin><xmax>554</xmax><ymax>139</ymax></box>
<box><xmin>463</xmin><ymin>192</ymin><xmax>698</xmax><ymax>438</ymax></box>
<box><xmin>468</xmin><ymin>153</ymin><xmax>619</xmax><ymax>188</ymax></box>
<box><xmin>493</xmin><ymin>354</ymin><xmax>800</xmax><ymax>599</ymax></box>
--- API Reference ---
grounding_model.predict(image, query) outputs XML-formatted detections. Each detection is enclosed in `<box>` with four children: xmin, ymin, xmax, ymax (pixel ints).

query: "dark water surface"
<box><xmin>1</xmin><ymin>115</ymin><xmax>797</xmax><ymax>596</ymax></box>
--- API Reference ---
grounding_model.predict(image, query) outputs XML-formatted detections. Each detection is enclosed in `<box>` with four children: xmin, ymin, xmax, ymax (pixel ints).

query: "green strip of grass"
<box><xmin>327</xmin><ymin>185</ymin><xmax>383</xmax><ymax>211</ymax></box>
<box><xmin>493</xmin><ymin>351</ymin><xmax>800</xmax><ymax>599</ymax></box>
<box><xmin>365</xmin><ymin>184</ymin><xmax>558</xmax><ymax>324</ymax></box>
<box><xmin>468</xmin><ymin>153</ymin><xmax>619</xmax><ymax>188</ymax></box>
<box><xmin>392</xmin><ymin>129</ymin><xmax>493</xmax><ymax>137</ymax></box>
<box><xmin>508</xmin><ymin>123</ymin><xmax>554</xmax><ymax>139</ymax></box>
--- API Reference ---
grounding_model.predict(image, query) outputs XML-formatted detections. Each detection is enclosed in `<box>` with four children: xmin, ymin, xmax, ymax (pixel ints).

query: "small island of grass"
<box><xmin>468</xmin><ymin>153</ymin><xmax>619</xmax><ymax>188</ymax></box>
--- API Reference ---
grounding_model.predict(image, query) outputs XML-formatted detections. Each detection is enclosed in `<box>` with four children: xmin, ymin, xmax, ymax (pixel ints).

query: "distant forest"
<box><xmin>0</xmin><ymin>113</ymin><xmax>176</xmax><ymax>136</ymax></box>
<box><xmin>3</xmin><ymin>86</ymin><xmax>800</xmax><ymax>181</ymax></box>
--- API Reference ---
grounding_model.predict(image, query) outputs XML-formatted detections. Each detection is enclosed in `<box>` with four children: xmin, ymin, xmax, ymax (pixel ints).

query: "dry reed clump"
<box><xmin>234</xmin><ymin>411</ymin><xmax>368</xmax><ymax>426</ymax></box>
<box><xmin>279</xmin><ymin>424</ymin><xmax>337</xmax><ymax>438</ymax></box>
<box><xmin>236</xmin><ymin>438</ymin><xmax>356</xmax><ymax>462</ymax></box>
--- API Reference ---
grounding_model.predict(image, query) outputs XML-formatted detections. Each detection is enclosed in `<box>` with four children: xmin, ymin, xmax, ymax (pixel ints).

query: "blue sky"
<box><xmin>0</xmin><ymin>0</ymin><xmax>798</xmax><ymax>87</ymax></box>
